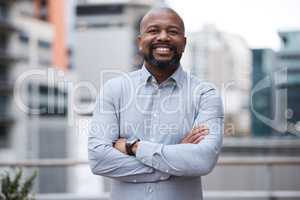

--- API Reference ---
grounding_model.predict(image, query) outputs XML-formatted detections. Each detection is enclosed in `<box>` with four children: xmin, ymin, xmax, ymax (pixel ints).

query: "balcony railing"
<box><xmin>1</xmin><ymin>156</ymin><xmax>300</xmax><ymax>200</ymax></box>
<box><xmin>1</xmin><ymin>156</ymin><xmax>300</xmax><ymax>167</ymax></box>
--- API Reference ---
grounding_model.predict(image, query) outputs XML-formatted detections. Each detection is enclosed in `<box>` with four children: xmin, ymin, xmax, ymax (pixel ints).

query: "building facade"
<box><xmin>251</xmin><ymin>49</ymin><xmax>278</xmax><ymax>137</ymax></box>
<box><xmin>251</xmin><ymin>31</ymin><xmax>300</xmax><ymax>137</ymax></box>
<box><xmin>0</xmin><ymin>0</ymin><xmax>70</xmax><ymax>194</ymax></box>
<box><xmin>34</xmin><ymin>0</ymin><xmax>68</xmax><ymax>70</ymax></box>
<box><xmin>0</xmin><ymin>0</ymin><xmax>18</xmax><ymax>151</ymax></box>
<box><xmin>277</xmin><ymin>30</ymin><xmax>300</xmax><ymax>136</ymax></box>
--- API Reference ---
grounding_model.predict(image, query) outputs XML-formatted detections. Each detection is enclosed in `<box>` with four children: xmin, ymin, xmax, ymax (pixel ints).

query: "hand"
<box><xmin>180</xmin><ymin>125</ymin><xmax>209</xmax><ymax>144</ymax></box>
<box><xmin>113</xmin><ymin>138</ymin><xmax>127</xmax><ymax>154</ymax></box>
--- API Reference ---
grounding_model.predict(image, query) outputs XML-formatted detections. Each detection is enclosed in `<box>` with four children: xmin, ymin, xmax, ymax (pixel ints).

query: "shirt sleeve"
<box><xmin>88</xmin><ymin>79</ymin><xmax>170</xmax><ymax>183</ymax></box>
<box><xmin>135</xmin><ymin>86</ymin><xmax>224</xmax><ymax>177</ymax></box>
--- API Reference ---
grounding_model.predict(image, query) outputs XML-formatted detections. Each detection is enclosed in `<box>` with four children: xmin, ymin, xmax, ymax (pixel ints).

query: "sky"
<box><xmin>166</xmin><ymin>0</ymin><xmax>300</xmax><ymax>50</ymax></box>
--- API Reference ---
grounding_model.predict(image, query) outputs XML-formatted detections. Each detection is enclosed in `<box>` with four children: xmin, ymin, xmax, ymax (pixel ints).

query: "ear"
<box><xmin>137</xmin><ymin>35</ymin><xmax>142</xmax><ymax>51</ymax></box>
<box><xmin>182</xmin><ymin>36</ymin><xmax>187</xmax><ymax>53</ymax></box>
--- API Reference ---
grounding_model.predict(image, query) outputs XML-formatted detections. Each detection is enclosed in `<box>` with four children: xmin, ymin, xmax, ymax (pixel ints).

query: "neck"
<box><xmin>145</xmin><ymin>62</ymin><xmax>179</xmax><ymax>84</ymax></box>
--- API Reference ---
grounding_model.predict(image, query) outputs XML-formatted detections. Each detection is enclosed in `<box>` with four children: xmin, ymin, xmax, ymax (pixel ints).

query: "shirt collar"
<box><xmin>139</xmin><ymin>64</ymin><xmax>184</xmax><ymax>88</ymax></box>
<box><xmin>140</xmin><ymin>64</ymin><xmax>152</xmax><ymax>84</ymax></box>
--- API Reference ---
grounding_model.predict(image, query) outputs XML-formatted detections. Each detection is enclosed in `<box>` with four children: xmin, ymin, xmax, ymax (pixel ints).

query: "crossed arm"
<box><xmin>88</xmin><ymin>81</ymin><xmax>223</xmax><ymax>182</ymax></box>
<box><xmin>88</xmin><ymin>104</ymin><xmax>208</xmax><ymax>183</ymax></box>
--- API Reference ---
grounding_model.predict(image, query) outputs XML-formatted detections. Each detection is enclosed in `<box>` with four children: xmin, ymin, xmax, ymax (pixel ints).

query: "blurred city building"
<box><xmin>0</xmin><ymin>0</ymin><xmax>71</xmax><ymax>194</ymax></box>
<box><xmin>251</xmin><ymin>30</ymin><xmax>300</xmax><ymax>137</ymax></box>
<box><xmin>0</xmin><ymin>0</ymin><xmax>18</xmax><ymax>151</ymax></box>
<box><xmin>182</xmin><ymin>25</ymin><xmax>252</xmax><ymax>136</ymax></box>
<box><xmin>277</xmin><ymin>30</ymin><xmax>300</xmax><ymax>136</ymax></box>
<box><xmin>34</xmin><ymin>0</ymin><xmax>68</xmax><ymax>70</ymax></box>
<box><xmin>251</xmin><ymin>49</ymin><xmax>278</xmax><ymax>137</ymax></box>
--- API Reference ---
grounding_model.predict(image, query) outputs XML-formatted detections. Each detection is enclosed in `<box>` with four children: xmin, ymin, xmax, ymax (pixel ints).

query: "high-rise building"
<box><xmin>182</xmin><ymin>25</ymin><xmax>252</xmax><ymax>136</ymax></box>
<box><xmin>250</xmin><ymin>31</ymin><xmax>300</xmax><ymax>137</ymax></box>
<box><xmin>251</xmin><ymin>49</ymin><xmax>278</xmax><ymax>137</ymax></box>
<box><xmin>0</xmin><ymin>1</ymin><xmax>18</xmax><ymax>150</ymax></box>
<box><xmin>34</xmin><ymin>0</ymin><xmax>68</xmax><ymax>70</ymax></box>
<box><xmin>277</xmin><ymin>30</ymin><xmax>300</xmax><ymax>136</ymax></box>
<box><xmin>0</xmin><ymin>0</ymin><xmax>70</xmax><ymax>194</ymax></box>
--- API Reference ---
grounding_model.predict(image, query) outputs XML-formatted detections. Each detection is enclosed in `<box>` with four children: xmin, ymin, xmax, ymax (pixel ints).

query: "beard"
<box><xmin>142</xmin><ymin>44</ymin><xmax>182</xmax><ymax>69</ymax></box>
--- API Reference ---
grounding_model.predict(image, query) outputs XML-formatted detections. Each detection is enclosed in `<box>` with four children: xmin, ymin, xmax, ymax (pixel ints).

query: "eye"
<box><xmin>147</xmin><ymin>28</ymin><xmax>158</xmax><ymax>34</ymax></box>
<box><xmin>168</xmin><ymin>29</ymin><xmax>179</xmax><ymax>35</ymax></box>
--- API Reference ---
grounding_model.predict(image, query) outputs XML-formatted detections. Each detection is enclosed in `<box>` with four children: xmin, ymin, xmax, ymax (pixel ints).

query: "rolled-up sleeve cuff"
<box><xmin>136</xmin><ymin>141</ymin><xmax>163</xmax><ymax>167</ymax></box>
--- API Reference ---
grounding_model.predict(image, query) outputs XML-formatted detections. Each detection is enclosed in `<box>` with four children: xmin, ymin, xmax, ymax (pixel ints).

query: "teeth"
<box><xmin>155</xmin><ymin>47</ymin><xmax>170</xmax><ymax>52</ymax></box>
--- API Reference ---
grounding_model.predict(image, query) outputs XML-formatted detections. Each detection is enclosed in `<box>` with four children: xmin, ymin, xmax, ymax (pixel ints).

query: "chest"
<box><xmin>119</xmin><ymin>86</ymin><xmax>197</xmax><ymax>144</ymax></box>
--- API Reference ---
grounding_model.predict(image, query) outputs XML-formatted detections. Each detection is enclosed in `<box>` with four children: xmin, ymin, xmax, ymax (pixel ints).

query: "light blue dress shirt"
<box><xmin>88</xmin><ymin>65</ymin><xmax>224</xmax><ymax>200</ymax></box>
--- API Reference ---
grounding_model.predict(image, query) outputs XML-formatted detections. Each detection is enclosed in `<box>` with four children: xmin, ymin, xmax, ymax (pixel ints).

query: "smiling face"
<box><xmin>138</xmin><ymin>9</ymin><xmax>186</xmax><ymax>69</ymax></box>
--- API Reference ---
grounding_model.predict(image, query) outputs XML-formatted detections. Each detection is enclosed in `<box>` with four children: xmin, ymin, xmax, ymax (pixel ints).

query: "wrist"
<box><xmin>125</xmin><ymin>139</ymin><xmax>140</xmax><ymax>156</ymax></box>
<box><xmin>132</xmin><ymin>142</ymin><xmax>139</xmax><ymax>154</ymax></box>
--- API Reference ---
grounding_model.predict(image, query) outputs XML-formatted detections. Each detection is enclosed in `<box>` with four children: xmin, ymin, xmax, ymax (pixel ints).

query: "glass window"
<box><xmin>0</xmin><ymin>126</ymin><xmax>10</xmax><ymax>148</ymax></box>
<box><xmin>27</xmin><ymin>84</ymin><xmax>68</xmax><ymax>116</ymax></box>
<box><xmin>0</xmin><ymin>32</ymin><xmax>7</xmax><ymax>50</ymax></box>
<box><xmin>0</xmin><ymin>2</ymin><xmax>8</xmax><ymax>19</ymax></box>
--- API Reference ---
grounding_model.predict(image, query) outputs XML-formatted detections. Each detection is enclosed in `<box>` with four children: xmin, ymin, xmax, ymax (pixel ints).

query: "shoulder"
<box><xmin>186</xmin><ymin>73</ymin><xmax>219</xmax><ymax>96</ymax></box>
<box><xmin>101</xmin><ymin>69</ymin><xmax>141</xmax><ymax>96</ymax></box>
<box><xmin>185</xmin><ymin>75</ymin><xmax>224</xmax><ymax>117</ymax></box>
<box><xmin>104</xmin><ymin>69</ymin><xmax>140</xmax><ymax>85</ymax></box>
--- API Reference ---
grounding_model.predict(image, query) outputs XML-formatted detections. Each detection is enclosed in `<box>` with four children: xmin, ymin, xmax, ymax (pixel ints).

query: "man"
<box><xmin>88</xmin><ymin>7</ymin><xmax>224</xmax><ymax>200</ymax></box>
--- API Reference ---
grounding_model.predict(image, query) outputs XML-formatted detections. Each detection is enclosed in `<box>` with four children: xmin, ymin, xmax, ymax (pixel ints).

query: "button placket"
<box><xmin>151</xmin><ymin>86</ymin><xmax>159</xmax><ymax>140</ymax></box>
<box><xmin>148</xmin><ymin>185</ymin><xmax>153</xmax><ymax>193</ymax></box>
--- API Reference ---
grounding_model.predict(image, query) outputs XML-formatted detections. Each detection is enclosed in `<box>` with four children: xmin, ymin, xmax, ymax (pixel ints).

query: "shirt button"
<box><xmin>153</xmin><ymin>113</ymin><xmax>157</xmax><ymax>117</ymax></box>
<box><xmin>165</xmin><ymin>170</ymin><xmax>169</xmax><ymax>173</ymax></box>
<box><xmin>133</xmin><ymin>179</ymin><xmax>137</xmax><ymax>183</ymax></box>
<box><xmin>148</xmin><ymin>187</ymin><xmax>153</xmax><ymax>193</ymax></box>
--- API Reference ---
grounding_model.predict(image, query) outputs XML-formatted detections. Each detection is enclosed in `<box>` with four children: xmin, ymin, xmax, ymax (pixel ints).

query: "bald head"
<box><xmin>139</xmin><ymin>7</ymin><xmax>185</xmax><ymax>34</ymax></box>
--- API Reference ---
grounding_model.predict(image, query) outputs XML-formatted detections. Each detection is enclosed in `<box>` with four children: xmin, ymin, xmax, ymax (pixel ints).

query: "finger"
<box><xmin>182</xmin><ymin>125</ymin><xmax>209</xmax><ymax>143</ymax></box>
<box><xmin>196</xmin><ymin>128</ymin><xmax>209</xmax><ymax>139</ymax></box>
<box><xmin>192</xmin><ymin>126</ymin><xmax>209</xmax><ymax>136</ymax></box>
<box><xmin>189</xmin><ymin>129</ymin><xmax>209</xmax><ymax>141</ymax></box>
<box><xmin>195</xmin><ymin>125</ymin><xmax>209</xmax><ymax>132</ymax></box>
<box><xmin>197</xmin><ymin>126</ymin><xmax>209</xmax><ymax>132</ymax></box>
<box><xmin>194</xmin><ymin>124</ymin><xmax>207</xmax><ymax>129</ymax></box>
<box><xmin>182</xmin><ymin>131</ymin><xmax>195</xmax><ymax>141</ymax></box>
<box><xmin>196</xmin><ymin>127</ymin><xmax>209</xmax><ymax>134</ymax></box>
<box><xmin>193</xmin><ymin>135</ymin><xmax>206</xmax><ymax>144</ymax></box>
<box><xmin>185</xmin><ymin>127</ymin><xmax>207</xmax><ymax>140</ymax></box>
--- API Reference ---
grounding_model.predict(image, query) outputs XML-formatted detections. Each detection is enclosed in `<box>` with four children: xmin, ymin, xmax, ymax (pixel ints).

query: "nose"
<box><xmin>157</xmin><ymin>30</ymin><xmax>170</xmax><ymax>42</ymax></box>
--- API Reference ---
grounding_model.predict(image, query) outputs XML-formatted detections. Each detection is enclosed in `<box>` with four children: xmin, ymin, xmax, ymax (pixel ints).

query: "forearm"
<box><xmin>88</xmin><ymin>136</ymin><xmax>170</xmax><ymax>183</ymax></box>
<box><xmin>135</xmin><ymin>118</ymin><xmax>223</xmax><ymax>176</ymax></box>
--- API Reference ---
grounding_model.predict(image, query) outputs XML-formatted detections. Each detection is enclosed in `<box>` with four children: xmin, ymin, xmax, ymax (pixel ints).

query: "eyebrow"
<box><xmin>144</xmin><ymin>24</ymin><xmax>182</xmax><ymax>31</ymax></box>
